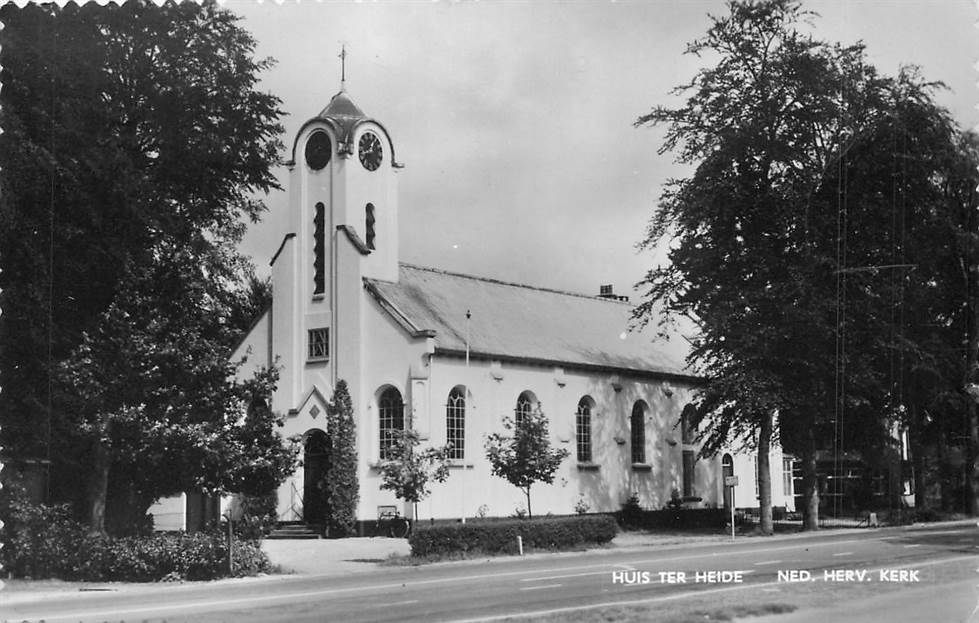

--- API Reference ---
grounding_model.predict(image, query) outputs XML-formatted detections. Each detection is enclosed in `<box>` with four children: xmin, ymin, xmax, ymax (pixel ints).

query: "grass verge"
<box><xmin>505</xmin><ymin>602</ymin><xmax>797</xmax><ymax>623</ymax></box>
<box><xmin>381</xmin><ymin>542</ymin><xmax>602</xmax><ymax>566</ymax></box>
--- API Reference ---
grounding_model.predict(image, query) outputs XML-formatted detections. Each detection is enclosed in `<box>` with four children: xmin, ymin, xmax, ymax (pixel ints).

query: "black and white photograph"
<box><xmin>1</xmin><ymin>1</ymin><xmax>977</xmax><ymax>621</ymax></box>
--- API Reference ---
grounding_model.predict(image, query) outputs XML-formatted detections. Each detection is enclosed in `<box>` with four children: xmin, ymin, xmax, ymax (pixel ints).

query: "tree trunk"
<box><xmin>910</xmin><ymin>405</ymin><xmax>926</xmax><ymax>511</ymax></box>
<box><xmin>757</xmin><ymin>411</ymin><xmax>774</xmax><ymax>535</ymax></box>
<box><xmin>525</xmin><ymin>487</ymin><xmax>532</xmax><ymax>519</ymax></box>
<box><xmin>107</xmin><ymin>485</ymin><xmax>155</xmax><ymax>536</ymax></box>
<box><xmin>937</xmin><ymin>408</ymin><xmax>950</xmax><ymax>512</ymax></box>
<box><xmin>968</xmin><ymin>399</ymin><xmax>979</xmax><ymax>517</ymax></box>
<box><xmin>801</xmin><ymin>427</ymin><xmax>820</xmax><ymax>531</ymax></box>
<box><xmin>88</xmin><ymin>436</ymin><xmax>111</xmax><ymax>535</ymax></box>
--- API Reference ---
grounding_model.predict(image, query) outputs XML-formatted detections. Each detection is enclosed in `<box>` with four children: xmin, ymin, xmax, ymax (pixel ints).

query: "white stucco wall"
<box><xmin>725</xmin><ymin>449</ymin><xmax>796</xmax><ymax>512</ymax></box>
<box><xmin>354</xmin><ymin>339</ymin><xmax>724</xmax><ymax>520</ymax></box>
<box><xmin>230</xmin><ymin>309</ymin><xmax>271</xmax><ymax>382</ymax></box>
<box><xmin>147</xmin><ymin>494</ymin><xmax>186</xmax><ymax>532</ymax></box>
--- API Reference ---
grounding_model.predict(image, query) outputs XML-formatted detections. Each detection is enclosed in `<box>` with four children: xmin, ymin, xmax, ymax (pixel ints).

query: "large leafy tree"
<box><xmin>632</xmin><ymin>0</ymin><xmax>952</xmax><ymax>530</ymax></box>
<box><xmin>484</xmin><ymin>405</ymin><xmax>569</xmax><ymax>519</ymax></box>
<box><xmin>60</xmin><ymin>243</ymin><xmax>299</xmax><ymax>533</ymax></box>
<box><xmin>636</xmin><ymin>0</ymin><xmax>979</xmax><ymax>529</ymax></box>
<box><xmin>0</xmin><ymin>1</ymin><xmax>288</xmax><ymax>533</ymax></box>
<box><xmin>945</xmin><ymin>133</ymin><xmax>979</xmax><ymax>515</ymax></box>
<box><xmin>807</xmin><ymin>78</ymin><xmax>979</xmax><ymax>514</ymax></box>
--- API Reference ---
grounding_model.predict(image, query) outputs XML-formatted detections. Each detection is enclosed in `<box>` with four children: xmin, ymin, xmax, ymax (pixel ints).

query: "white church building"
<box><xmin>152</xmin><ymin>87</ymin><xmax>796</xmax><ymax>531</ymax></box>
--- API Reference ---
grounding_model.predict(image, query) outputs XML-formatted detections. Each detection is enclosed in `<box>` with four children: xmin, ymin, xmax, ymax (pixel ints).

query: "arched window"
<box><xmin>378</xmin><ymin>387</ymin><xmax>404</xmax><ymax>460</ymax></box>
<box><xmin>576</xmin><ymin>397</ymin><xmax>593</xmax><ymax>463</ymax></box>
<box><xmin>631</xmin><ymin>402</ymin><xmax>646</xmax><ymax>464</ymax></box>
<box><xmin>681</xmin><ymin>403</ymin><xmax>696</xmax><ymax>445</ymax></box>
<box><xmin>446</xmin><ymin>386</ymin><xmax>466</xmax><ymax>460</ymax></box>
<box><xmin>682</xmin><ymin>450</ymin><xmax>696</xmax><ymax>497</ymax></box>
<box><xmin>365</xmin><ymin>203</ymin><xmax>376</xmax><ymax>250</ymax></box>
<box><xmin>515</xmin><ymin>391</ymin><xmax>536</xmax><ymax>429</ymax></box>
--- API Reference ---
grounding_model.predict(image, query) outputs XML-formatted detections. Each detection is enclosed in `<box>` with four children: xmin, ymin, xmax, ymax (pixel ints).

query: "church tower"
<box><xmin>270</xmin><ymin>82</ymin><xmax>399</xmax><ymax>410</ymax></box>
<box><xmin>288</xmin><ymin>87</ymin><xmax>400</xmax><ymax>286</ymax></box>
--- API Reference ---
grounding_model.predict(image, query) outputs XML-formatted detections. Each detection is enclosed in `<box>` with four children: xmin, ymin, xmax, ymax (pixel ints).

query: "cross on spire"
<box><xmin>339</xmin><ymin>44</ymin><xmax>347</xmax><ymax>90</ymax></box>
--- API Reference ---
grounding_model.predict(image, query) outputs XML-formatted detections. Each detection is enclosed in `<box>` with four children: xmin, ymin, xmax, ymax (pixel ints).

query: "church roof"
<box><xmin>316</xmin><ymin>90</ymin><xmax>367</xmax><ymax>143</ymax></box>
<box><xmin>364</xmin><ymin>263</ymin><xmax>697</xmax><ymax>380</ymax></box>
<box><xmin>319</xmin><ymin>90</ymin><xmax>366</xmax><ymax>120</ymax></box>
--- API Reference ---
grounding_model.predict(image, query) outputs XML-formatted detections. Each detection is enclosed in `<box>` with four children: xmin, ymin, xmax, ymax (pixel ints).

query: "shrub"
<box><xmin>235</xmin><ymin>492</ymin><xmax>279</xmax><ymax>540</ymax></box>
<box><xmin>619</xmin><ymin>493</ymin><xmax>643</xmax><ymax>528</ymax></box>
<box><xmin>1</xmin><ymin>494</ymin><xmax>87</xmax><ymax>579</ymax></box>
<box><xmin>617</xmin><ymin>506</ymin><xmax>728</xmax><ymax>530</ymax></box>
<box><xmin>409</xmin><ymin>514</ymin><xmax>617</xmax><ymax>557</ymax></box>
<box><xmin>1</xmin><ymin>496</ymin><xmax>269</xmax><ymax>581</ymax></box>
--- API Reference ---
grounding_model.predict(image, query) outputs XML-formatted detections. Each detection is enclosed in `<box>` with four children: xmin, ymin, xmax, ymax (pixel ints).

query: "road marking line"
<box><xmin>904</xmin><ymin>544</ymin><xmax>922</xmax><ymax>548</ymax></box>
<box><xmin>449</xmin><ymin>554</ymin><xmax>979</xmax><ymax>623</ymax></box>
<box><xmin>520</xmin><ymin>584</ymin><xmax>562</xmax><ymax>591</ymax></box>
<box><xmin>374</xmin><ymin>600</ymin><xmax>419</xmax><ymax>607</ymax></box>
<box><xmin>506</xmin><ymin>538</ymin><xmax>868</xmax><ymax>583</ymax></box>
<box><xmin>753</xmin><ymin>560</ymin><xmax>782</xmax><ymax>565</ymax></box>
<box><xmin>523</xmin><ymin>570</ymin><xmax>609</xmax><ymax>582</ymax></box>
<box><xmin>906</xmin><ymin>528</ymin><xmax>976</xmax><ymax>537</ymax></box>
<box><xmin>832</xmin><ymin>552</ymin><xmax>853</xmax><ymax>557</ymax></box>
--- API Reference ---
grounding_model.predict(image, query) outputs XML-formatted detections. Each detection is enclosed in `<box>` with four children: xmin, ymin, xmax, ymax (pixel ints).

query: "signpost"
<box><xmin>724</xmin><ymin>476</ymin><xmax>739</xmax><ymax>541</ymax></box>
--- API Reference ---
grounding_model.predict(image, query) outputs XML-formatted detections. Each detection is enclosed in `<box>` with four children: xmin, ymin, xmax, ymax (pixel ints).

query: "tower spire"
<box><xmin>339</xmin><ymin>44</ymin><xmax>347</xmax><ymax>91</ymax></box>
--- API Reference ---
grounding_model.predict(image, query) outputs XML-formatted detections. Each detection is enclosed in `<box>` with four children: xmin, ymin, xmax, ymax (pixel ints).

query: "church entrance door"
<box><xmin>303</xmin><ymin>429</ymin><xmax>331</xmax><ymax>524</ymax></box>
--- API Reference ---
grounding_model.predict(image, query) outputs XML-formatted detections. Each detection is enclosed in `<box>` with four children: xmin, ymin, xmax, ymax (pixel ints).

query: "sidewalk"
<box><xmin>262</xmin><ymin>536</ymin><xmax>410</xmax><ymax>575</ymax></box>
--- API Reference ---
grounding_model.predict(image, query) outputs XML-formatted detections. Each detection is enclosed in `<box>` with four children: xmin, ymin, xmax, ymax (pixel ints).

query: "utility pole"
<box><xmin>462</xmin><ymin>309</ymin><xmax>471</xmax><ymax>524</ymax></box>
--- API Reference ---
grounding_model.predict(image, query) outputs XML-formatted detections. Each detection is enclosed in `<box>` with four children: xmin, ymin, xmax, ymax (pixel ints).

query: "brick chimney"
<box><xmin>597</xmin><ymin>284</ymin><xmax>628</xmax><ymax>302</ymax></box>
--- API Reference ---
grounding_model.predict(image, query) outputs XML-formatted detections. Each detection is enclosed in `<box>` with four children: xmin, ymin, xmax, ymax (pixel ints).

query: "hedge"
<box><xmin>408</xmin><ymin>514</ymin><xmax>617</xmax><ymax>557</ymax></box>
<box><xmin>618</xmin><ymin>507</ymin><xmax>729</xmax><ymax>530</ymax></box>
<box><xmin>2</xmin><ymin>498</ymin><xmax>270</xmax><ymax>581</ymax></box>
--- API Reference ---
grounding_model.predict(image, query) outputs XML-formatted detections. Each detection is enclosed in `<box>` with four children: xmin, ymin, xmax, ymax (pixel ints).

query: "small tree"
<box><xmin>322</xmin><ymin>380</ymin><xmax>359</xmax><ymax>536</ymax></box>
<box><xmin>484</xmin><ymin>404</ymin><xmax>570</xmax><ymax>518</ymax></box>
<box><xmin>377</xmin><ymin>429</ymin><xmax>452</xmax><ymax>521</ymax></box>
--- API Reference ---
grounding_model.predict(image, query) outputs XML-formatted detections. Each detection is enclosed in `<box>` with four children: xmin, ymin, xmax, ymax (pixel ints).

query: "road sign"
<box><xmin>724</xmin><ymin>476</ymin><xmax>739</xmax><ymax>487</ymax></box>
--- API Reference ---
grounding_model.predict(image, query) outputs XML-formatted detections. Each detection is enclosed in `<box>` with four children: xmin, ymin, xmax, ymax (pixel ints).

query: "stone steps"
<box><xmin>266</xmin><ymin>522</ymin><xmax>324</xmax><ymax>540</ymax></box>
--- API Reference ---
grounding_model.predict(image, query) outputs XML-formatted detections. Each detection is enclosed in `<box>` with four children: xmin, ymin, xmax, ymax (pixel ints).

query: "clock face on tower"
<box><xmin>305</xmin><ymin>132</ymin><xmax>332</xmax><ymax>170</ymax></box>
<box><xmin>358</xmin><ymin>131</ymin><xmax>383</xmax><ymax>171</ymax></box>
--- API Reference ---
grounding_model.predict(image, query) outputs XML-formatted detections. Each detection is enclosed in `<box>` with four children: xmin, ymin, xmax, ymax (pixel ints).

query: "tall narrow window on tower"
<box><xmin>313</xmin><ymin>202</ymin><xmax>325</xmax><ymax>294</ymax></box>
<box><xmin>365</xmin><ymin>203</ymin><xmax>376</xmax><ymax>250</ymax></box>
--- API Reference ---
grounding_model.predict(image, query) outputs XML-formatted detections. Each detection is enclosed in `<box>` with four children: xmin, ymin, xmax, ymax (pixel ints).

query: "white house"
<box><xmin>152</xmin><ymin>86</ymin><xmax>796</xmax><ymax>530</ymax></box>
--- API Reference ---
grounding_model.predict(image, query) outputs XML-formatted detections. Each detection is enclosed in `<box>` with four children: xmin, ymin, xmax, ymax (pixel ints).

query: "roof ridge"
<box><xmin>397</xmin><ymin>262</ymin><xmax>632</xmax><ymax>305</ymax></box>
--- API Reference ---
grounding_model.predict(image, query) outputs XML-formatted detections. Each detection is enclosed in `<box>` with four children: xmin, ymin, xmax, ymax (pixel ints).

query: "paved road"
<box><xmin>3</xmin><ymin>523</ymin><xmax>977</xmax><ymax>623</ymax></box>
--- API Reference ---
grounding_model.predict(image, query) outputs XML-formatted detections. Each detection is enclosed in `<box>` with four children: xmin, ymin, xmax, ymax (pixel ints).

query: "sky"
<box><xmin>227</xmin><ymin>0</ymin><xmax>978</xmax><ymax>300</ymax></box>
